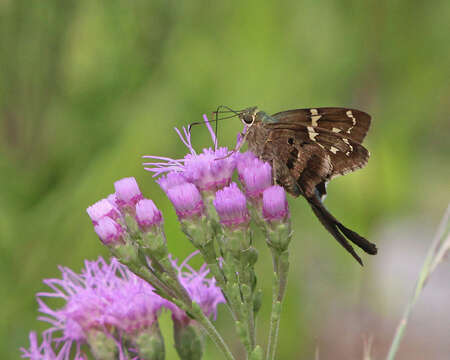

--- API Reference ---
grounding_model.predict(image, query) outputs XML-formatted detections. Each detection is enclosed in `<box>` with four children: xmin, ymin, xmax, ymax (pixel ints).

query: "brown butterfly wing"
<box><xmin>264</xmin><ymin>128</ymin><xmax>332</xmax><ymax>198</ymax></box>
<box><xmin>271</xmin><ymin>107</ymin><xmax>371</xmax><ymax>144</ymax></box>
<box><xmin>263</xmin><ymin>110</ymin><xmax>376</xmax><ymax>263</ymax></box>
<box><xmin>266</xmin><ymin>122</ymin><xmax>370</xmax><ymax>181</ymax></box>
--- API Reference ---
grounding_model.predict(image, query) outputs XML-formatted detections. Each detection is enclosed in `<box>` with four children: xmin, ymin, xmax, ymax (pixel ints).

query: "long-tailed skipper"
<box><xmin>217</xmin><ymin>105</ymin><xmax>377</xmax><ymax>265</ymax></box>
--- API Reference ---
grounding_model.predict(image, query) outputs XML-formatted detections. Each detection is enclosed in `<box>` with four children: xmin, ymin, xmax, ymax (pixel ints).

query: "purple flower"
<box><xmin>94</xmin><ymin>217</ymin><xmax>125</xmax><ymax>245</ymax></box>
<box><xmin>213</xmin><ymin>182</ymin><xmax>250</xmax><ymax>227</ymax></box>
<box><xmin>114</xmin><ymin>177</ymin><xmax>143</xmax><ymax>211</ymax></box>
<box><xmin>262</xmin><ymin>185</ymin><xmax>290</xmax><ymax>221</ymax></box>
<box><xmin>156</xmin><ymin>171</ymin><xmax>188</xmax><ymax>192</ymax></box>
<box><xmin>21</xmin><ymin>331</ymin><xmax>75</xmax><ymax>360</ymax></box>
<box><xmin>235</xmin><ymin>151</ymin><xmax>258</xmax><ymax>176</ymax></box>
<box><xmin>166</xmin><ymin>183</ymin><xmax>204</xmax><ymax>220</ymax></box>
<box><xmin>236</xmin><ymin>152</ymin><xmax>272</xmax><ymax>199</ymax></box>
<box><xmin>183</xmin><ymin>147</ymin><xmax>235</xmax><ymax>192</ymax></box>
<box><xmin>104</xmin><ymin>271</ymin><xmax>166</xmax><ymax>336</ymax></box>
<box><xmin>35</xmin><ymin>257</ymin><xmax>164</xmax><ymax>359</ymax></box>
<box><xmin>167</xmin><ymin>252</ymin><xmax>225</xmax><ymax>325</ymax></box>
<box><xmin>135</xmin><ymin>199</ymin><xmax>163</xmax><ymax>231</ymax></box>
<box><xmin>86</xmin><ymin>199</ymin><xmax>120</xmax><ymax>225</ymax></box>
<box><xmin>107</xmin><ymin>193</ymin><xmax>118</xmax><ymax>208</ymax></box>
<box><xmin>143</xmin><ymin>115</ymin><xmax>236</xmax><ymax>192</ymax></box>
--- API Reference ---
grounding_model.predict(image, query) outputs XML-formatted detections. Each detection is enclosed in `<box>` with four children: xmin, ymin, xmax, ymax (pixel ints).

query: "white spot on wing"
<box><xmin>332</xmin><ymin>127</ymin><xmax>341</xmax><ymax>133</ymax></box>
<box><xmin>342</xmin><ymin>137</ymin><xmax>353</xmax><ymax>155</ymax></box>
<box><xmin>307</xmin><ymin>126</ymin><xmax>319</xmax><ymax>141</ymax></box>
<box><xmin>330</xmin><ymin>146</ymin><xmax>339</xmax><ymax>154</ymax></box>
<box><xmin>346</xmin><ymin>110</ymin><xmax>357</xmax><ymax>134</ymax></box>
<box><xmin>310</xmin><ymin>109</ymin><xmax>321</xmax><ymax>127</ymax></box>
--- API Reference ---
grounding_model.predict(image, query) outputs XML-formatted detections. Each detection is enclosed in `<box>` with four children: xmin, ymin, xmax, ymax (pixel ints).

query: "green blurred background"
<box><xmin>1</xmin><ymin>1</ymin><xmax>449</xmax><ymax>359</ymax></box>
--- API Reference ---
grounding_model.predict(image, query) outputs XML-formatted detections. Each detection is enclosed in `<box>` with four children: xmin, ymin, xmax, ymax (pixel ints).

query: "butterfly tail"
<box><xmin>307</xmin><ymin>195</ymin><xmax>377</xmax><ymax>265</ymax></box>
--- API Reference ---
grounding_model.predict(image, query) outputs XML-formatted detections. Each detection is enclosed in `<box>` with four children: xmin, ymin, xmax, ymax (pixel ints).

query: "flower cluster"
<box><xmin>143</xmin><ymin>116</ymin><xmax>290</xmax><ymax>226</ymax></box>
<box><xmin>22</xmin><ymin>254</ymin><xmax>223</xmax><ymax>360</ymax></box>
<box><xmin>24</xmin><ymin>114</ymin><xmax>293</xmax><ymax>360</ymax></box>
<box><xmin>86</xmin><ymin>177</ymin><xmax>163</xmax><ymax>247</ymax></box>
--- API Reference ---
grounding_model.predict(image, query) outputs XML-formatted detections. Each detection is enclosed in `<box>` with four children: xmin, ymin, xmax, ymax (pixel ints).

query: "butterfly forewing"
<box><xmin>271</xmin><ymin>107</ymin><xmax>371</xmax><ymax>144</ymax></box>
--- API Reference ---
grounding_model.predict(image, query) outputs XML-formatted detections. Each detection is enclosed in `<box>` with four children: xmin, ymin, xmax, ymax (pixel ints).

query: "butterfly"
<box><xmin>217</xmin><ymin>106</ymin><xmax>377</xmax><ymax>265</ymax></box>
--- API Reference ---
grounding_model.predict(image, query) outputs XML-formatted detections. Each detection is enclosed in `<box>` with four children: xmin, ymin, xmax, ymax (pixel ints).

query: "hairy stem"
<box><xmin>266</xmin><ymin>250</ymin><xmax>289</xmax><ymax>360</ymax></box>
<box><xmin>194</xmin><ymin>303</ymin><xmax>236</xmax><ymax>360</ymax></box>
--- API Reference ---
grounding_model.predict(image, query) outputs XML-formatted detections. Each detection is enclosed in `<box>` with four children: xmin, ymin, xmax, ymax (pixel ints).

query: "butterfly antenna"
<box><xmin>214</xmin><ymin>107</ymin><xmax>219</xmax><ymax>149</ymax></box>
<box><xmin>214</xmin><ymin>105</ymin><xmax>242</xmax><ymax>116</ymax></box>
<box><xmin>188</xmin><ymin>113</ymin><xmax>239</xmax><ymax>132</ymax></box>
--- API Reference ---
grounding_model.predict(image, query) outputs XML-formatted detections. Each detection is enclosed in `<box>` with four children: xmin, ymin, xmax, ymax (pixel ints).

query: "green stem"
<box><xmin>194</xmin><ymin>304</ymin><xmax>236</xmax><ymax>360</ymax></box>
<box><xmin>386</xmin><ymin>206</ymin><xmax>450</xmax><ymax>360</ymax></box>
<box><xmin>247</xmin><ymin>299</ymin><xmax>256</xmax><ymax>350</ymax></box>
<box><xmin>266</xmin><ymin>250</ymin><xmax>289</xmax><ymax>360</ymax></box>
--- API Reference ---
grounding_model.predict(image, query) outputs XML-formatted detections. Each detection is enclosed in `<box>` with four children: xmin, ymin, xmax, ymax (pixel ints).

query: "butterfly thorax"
<box><xmin>241</xmin><ymin>108</ymin><xmax>278</xmax><ymax>158</ymax></box>
<box><xmin>245</xmin><ymin>120</ymin><xmax>272</xmax><ymax>160</ymax></box>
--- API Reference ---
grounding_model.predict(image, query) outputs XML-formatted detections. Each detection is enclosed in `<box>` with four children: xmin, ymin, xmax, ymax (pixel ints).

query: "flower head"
<box><xmin>236</xmin><ymin>152</ymin><xmax>272</xmax><ymax>199</ymax></box>
<box><xmin>94</xmin><ymin>217</ymin><xmax>125</xmax><ymax>245</ymax></box>
<box><xmin>86</xmin><ymin>198</ymin><xmax>120</xmax><ymax>225</ymax></box>
<box><xmin>156</xmin><ymin>172</ymin><xmax>188</xmax><ymax>192</ymax></box>
<box><xmin>143</xmin><ymin>115</ymin><xmax>237</xmax><ymax>193</ymax></box>
<box><xmin>183</xmin><ymin>147</ymin><xmax>236</xmax><ymax>192</ymax></box>
<box><xmin>213</xmin><ymin>182</ymin><xmax>250</xmax><ymax>227</ymax></box>
<box><xmin>35</xmin><ymin>257</ymin><xmax>165</xmax><ymax>358</ymax></box>
<box><xmin>104</xmin><ymin>272</ymin><xmax>166</xmax><ymax>336</ymax></box>
<box><xmin>262</xmin><ymin>185</ymin><xmax>290</xmax><ymax>222</ymax></box>
<box><xmin>166</xmin><ymin>183</ymin><xmax>204</xmax><ymax>220</ymax></box>
<box><xmin>114</xmin><ymin>177</ymin><xmax>143</xmax><ymax>211</ymax></box>
<box><xmin>167</xmin><ymin>252</ymin><xmax>225</xmax><ymax>325</ymax></box>
<box><xmin>107</xmin><ymin>193</ymin><xmax>118</xmax><ymax>208</ymax></box>
<box><xmin>235</xmin><ymin>151</ymin><xmax>258</xmax><ymax>176</ymax></box>
<box><xmin>21</xmin><ymin>331</ymin><xmax>75</xmax><ymax>360</ymax></box>
<box><xmin>135</xmin><ymin>199</ymin><xmax>163</xmax><ymax>231</ymax></box>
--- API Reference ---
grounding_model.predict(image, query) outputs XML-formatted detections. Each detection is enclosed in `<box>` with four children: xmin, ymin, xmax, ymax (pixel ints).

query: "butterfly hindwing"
<box><xmin>265</xmin><ymin>128</ymin><xmax>332</xmax><ymax>198</ymax></box>
<box><xmin>266</xmin><ymin>122</ymin><xmax>369</xmax><ymax>180</ymax></box>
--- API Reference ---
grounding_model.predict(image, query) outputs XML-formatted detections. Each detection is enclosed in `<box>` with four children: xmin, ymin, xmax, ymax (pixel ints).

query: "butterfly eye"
<box><xmin>242</xmin><ymin>114</ymin><xmax>254</xmax><ymax>124</ymax></box>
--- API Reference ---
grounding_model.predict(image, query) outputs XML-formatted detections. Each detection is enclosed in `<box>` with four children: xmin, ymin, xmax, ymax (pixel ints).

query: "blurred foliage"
<box><xmin>0</xmin><ymin>0</ymin><xmax>449</xmax><ymax>359</ymax></box>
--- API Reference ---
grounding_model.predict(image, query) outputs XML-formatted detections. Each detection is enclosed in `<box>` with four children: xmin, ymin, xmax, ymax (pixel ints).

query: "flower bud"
<box><xmin>236</xmin><ymin>152</ymin><xmax>272</xmax><ymax>199</ymax></box>
<box><xmin>134</xmin><ymin>324</ymin><xmax>165</xmax><ymax>360</ymax></box>
<box><xmin>135</xmin><ymin>199</ymin><xmax>163</xmax><ymax>231</ymax></box>
<box><xmin>173</xmin><ymin>322</ymin><xmax>204</xmax><ymax>360</ymax></box>
<box><xmin>213</xmin><ymin>182</ymin><xmax>250</xmax><ymax>228</ymax></box>
<box><xmin>166</xmin><ymin>183</ymin><xmax>204</xmax><ymax>220</ymax></box>
<box><xmin>242</xmin><ymin>161</ymin><xmax>272</xmax><ymax>198</ymax></box>
<box><xmin>157</xmin><ymin>171</ymin><xmax>188</xmax><ymax>192</ymax></box>
<box><xmin>86</xmin><ymin>329</ymin><xmax>118</xmax><ymax>360</ymax></box>
<box><xmin>262</xmin><ymin>185</ymin><xmax>289</xmax><ymax>222</ymax></box>
<box><xmin>262</xmin><ymin>187</ymin><xmax>292</xmax><ymax>251</ymax></box>
<box><xmin>114</xmin><ymin>177</ymin><xmax>143</xmax><ymax>211</ymax></box>
<box><xmin>106</xmin><ymin>193</ymin><xmax>118</xmax><ymax>207</ymax></box>
<box><xmin>86</xmin><ymin>199</ymin><xmax>120</xmax><ymax>225</ymax></box>
<box><xmin>94</xmin><ymin>217</ymin><xmax>125</xmax><ymax>245</ymax></box>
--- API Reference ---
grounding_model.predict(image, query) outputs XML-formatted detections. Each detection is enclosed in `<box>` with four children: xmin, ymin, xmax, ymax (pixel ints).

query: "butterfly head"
<box><xmin>238</xmin><ymin>106</ymin><xmax>260</xmax><ymax>125</ymax></box>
